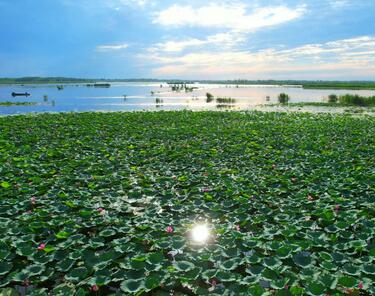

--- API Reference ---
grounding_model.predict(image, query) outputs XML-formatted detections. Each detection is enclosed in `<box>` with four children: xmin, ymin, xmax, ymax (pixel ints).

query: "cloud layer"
<box><xmin>150</xmin><ymin>33</ymin><xmax>245</xmax><ymax>53</ymax></box>
<box><xmin>153</xmin><ymin>3</ymin><xmax>306</xmax><ymax>32</ymax></box>
<box><xmin>143</xmin><ymin>36</ymin><xmax>375</xmax><ymax>79</ymax></box>
<box><xmin>97</xmin><ymin>44</ymin><xmax>129</xmax><ymax>52</ymax></box>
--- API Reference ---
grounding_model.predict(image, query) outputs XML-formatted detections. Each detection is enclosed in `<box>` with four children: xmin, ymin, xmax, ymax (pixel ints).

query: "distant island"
<box><xmin>0</xmin><ymin>77</ymin><xmax>375</xmax><ymax>90</ymax></box>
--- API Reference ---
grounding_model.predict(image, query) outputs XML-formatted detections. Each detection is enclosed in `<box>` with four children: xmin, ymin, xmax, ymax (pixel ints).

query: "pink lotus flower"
<box><xmin>307</xmin><ymin>195</ymin><xmax>314</xmax><ymax>201</ymax></box>
<box><xmin>235</xmin><ymin>225</ymin><xmax>241</xmax><ymax>231</ymax></box>
<box><xmin>166</xmin><ymin>226</ymin><xmax>173</xmax><ymax>233</ymax></box>
<box><xmin>91</xmin><ymin>285</ymin><xmax>99</xmax><ymax>292</ymax></box>
<box><xmin>335</xmin><ymin>204</ymin><xmax>340</xmax><ymax>211</ymax></box>
<box><xmin>202</xmin><ymin>188</ymin><xmax>211</xmax><ymax>192</ymax></box>
<box><xmin>97</xmin><ymin>207</ymin><xmax>105</xmax><ymax>214</ymax></box>
<box><xmin>358</xmin><ymin>282</ymin><xmax>364</xmax><ymax>289</ymax></box>
<box><xmin>272</xmin><ymin>164</ymin><xmax>276</xmax><ymax>169</ymax></box>
<box><xmin>291</xmin><ymin>177</ymin><xmax>297</xmax><ymax>183</ymax></box>
<box><xmin>208</xmin><ymin>279</ymin><xmax>217</xmax><ymax>292</ymax></box>
<box><xmin>284</xmin><ymin>285</ymin><xmax>289</xmax><ymax>289</ymax></box>
<box><xmin>37</xmin><ymin>243</ymin><xmax>46</xmax><ymax>250</ymax></box>
<box><xmin>30</xmin><ymin>197</ymin><xmax>36</xmax><ymax>204</ymax></box>
<box><xmin>26</xmin><ymin>210</ymin><xmax>32</xmax><ymax>214</ymax></box>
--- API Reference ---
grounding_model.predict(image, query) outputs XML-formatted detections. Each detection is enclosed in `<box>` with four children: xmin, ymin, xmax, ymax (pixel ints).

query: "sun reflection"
<box><xmin>191</xmin><ymin>224</ymin><xmax>210</xmax><ymax>244</ymax></box>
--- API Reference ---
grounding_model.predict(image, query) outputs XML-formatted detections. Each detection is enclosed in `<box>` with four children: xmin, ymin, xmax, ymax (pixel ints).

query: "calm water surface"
<box><xmin>1</xmin><ymin>82</ymin><xmax>375</xmax><ymax>115</ymax></box>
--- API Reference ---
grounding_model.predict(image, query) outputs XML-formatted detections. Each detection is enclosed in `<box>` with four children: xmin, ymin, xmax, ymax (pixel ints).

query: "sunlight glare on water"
<box><xmin>191</xmin><ymin>224</ymin><xmax>210</xmax><ymax>244</ymax></box>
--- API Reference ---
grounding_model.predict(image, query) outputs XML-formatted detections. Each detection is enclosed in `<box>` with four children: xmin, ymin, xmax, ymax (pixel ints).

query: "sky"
<box><xmin>0</xmin><ymin>0</ymin><xmax>374</xmax><ymax>80</ymax></box>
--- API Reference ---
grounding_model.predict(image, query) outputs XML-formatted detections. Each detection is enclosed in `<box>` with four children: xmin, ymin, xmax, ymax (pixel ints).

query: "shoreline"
<box><xmin>1</xmin><ymin>105</ymin><xmax>374</xmax><ymax>118</ymax></box>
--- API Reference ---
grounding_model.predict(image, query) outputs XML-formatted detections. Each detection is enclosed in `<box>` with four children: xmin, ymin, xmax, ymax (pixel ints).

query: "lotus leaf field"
<box><xmin>0</xmin><ymin>111</ymin><xmax>374</xmax><ymax>296</ymax></box>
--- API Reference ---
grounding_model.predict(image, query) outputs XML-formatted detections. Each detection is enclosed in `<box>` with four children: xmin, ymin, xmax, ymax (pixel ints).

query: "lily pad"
<box><xmin>338</xmin><ymin>276</ymin><xmax>357</xmax><ymax>288</ymax></box>
<box><xmin>293</xmin><ymin>253</ymin><xmax>313</xmax><ymax>268</ymax></box>
<box><xmin>220</xmin><ymin>258</ymin><xmax>239</xmax><ymax>271</ymax></box>
<box><xmin>0</xmin><ymin>262</ymin><xmax>12</xmax><ymax>276</ymax></box>
<box><xmin>306</xmin><ymin>281</ymin><xmax>326</xmax><ymax>296</ymax></box>
<box><xmin>174</xmin><ymin>261</ymin><xmax>195</xmax><ymax>272</ymax></box>
<box><xmin>120</xmin><ymin>279</ymin><xmax>144</xmax><ymax>293</ymax></box>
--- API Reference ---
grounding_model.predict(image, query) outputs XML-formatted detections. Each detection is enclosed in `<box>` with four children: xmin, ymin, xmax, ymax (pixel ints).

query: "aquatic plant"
<box><xmin>155</xmin><ymin>98</ymin><xmax>163</xmax><ymax>104</ymax></box>
<box><xmin>206</xmin><ymin>92</ymin><xmax>214</xmax><ymax>103</ymax></box>
<box><xmin>216</xmin><ymin>97</ymin><xmax>236</xmax><ymax>104</ymax></box>
<box><xmin>338</xmin><ymin>94</ymin><xmax>375</xmax><ymax>106</ymax></box>
<box><xmin>0</xmin><ymin>111</ymin><xmax>373</xmax><ymax>295</ymax></box>
<box><xmin>0</xmin><ymin>102</ymin><xmax>37</xmax><ymax>106</ymax></box>
<box><xmin>278</xmin><ymin>93</ymin><xmax>290</xmax><ymax>104</ymax></box>
<box><xmin>328</xmin><ymin>94</ymin><xmax>338</xmax><ymax>103</ymax></box>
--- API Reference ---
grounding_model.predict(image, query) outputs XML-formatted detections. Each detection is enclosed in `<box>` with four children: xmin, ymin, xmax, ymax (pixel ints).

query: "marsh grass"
<box><xmin>0</xmin><ymin>101</ymin><xmax>37</xmax><ymax>106</ymax></box>
<box><xmin>278</xmin><ymin>93</ymin><xmax>290</xmax><ymax>104</ymax></box>
<box><xmin>216</xmin><ymin>97</ymin><xmax>236</xmax><ymax>104</ymax></box>
<box><xmin>206</xmin><ymin>92</ymin><xmax>214</xmax><ymax>103</ymax></box>
<box><xmin>338</xmin><ymin>94</ymin><xmax>375</xmax><ymax>106</ymax></box>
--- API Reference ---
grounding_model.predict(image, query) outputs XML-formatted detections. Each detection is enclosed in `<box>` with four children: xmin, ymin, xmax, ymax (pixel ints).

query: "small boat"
<box><xmin>12</xmin><ymin>92</ymin><xmax>30</xmax><ymax>97</ymax></box>
<box><xmin>57</xmin><ymin>85</ymin><xmax>64</xmax><ymax>90</ymax></box>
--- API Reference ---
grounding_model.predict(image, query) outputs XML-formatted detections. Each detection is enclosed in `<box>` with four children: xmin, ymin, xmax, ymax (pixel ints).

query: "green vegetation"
<box><xmin>328</xmin><ymin>94</ymin><xmax>338</xmax><ymax>103</ymax></box>
<box><xmin>301</xmin><ymin>82</ymin><xmax>375</xmax><ymax>90</ymax></box>
<box><xmin>216</xmin><ymin>97</ymin><xmax>236</xmax><ymax>104</ymax></box>
<box><xmin>278</xmin><ymin>93</ymin><xmax>290</xmax><ymax>104</ymax></box>
<box><xmin>216</xmin><ymin>97</ymin><xmax>237</xmax><ymax>108</ymax></box>
<box><xmin>338</xmin><ymin>94</ymin><xmax>375</xmax><ymax>106</ymax></box>
<box><xmin>170</xmin><ymin>84</ymin><xmax>197</xmax><ymax>93</ymax></box>
<box><xmin>0</xmin><ymin>111</ymin><xmax>374</xmax><ymax>295</ymax></box>
<box><xmin>0</xmin><ymin>101</ymin><xmax>37</xmax><ymax>106</ymax></box>
<box><xmin>0</xmin><ymin>77</ymin><xmax>94</xmax><ymax>85</ymax></box>
<box><xmin>216</xmin><ymin>104</ymin><xmax>236</xmax><ymax>109</ymax></box>
<box><xmin>265</xmin><ymin>102</ymin><xmax>341</xmax><ymax>107</ymax></box>
<box><xmin>205</xmin><ymin>95</ymin><xmax>236</xmax><ymax>105</ymax></box>
<box><xmin>266</xmin><ymin>94</ymin><xmax>375</xmax><ymax>108</ymax></box>
<box><xmin>206</xmin><ymin>92</ymin><xmax>214</xmax><ymax>103</ymax></box>
<box><xmin>155</xmin><ymin>98</ymin><xmax>163</xmax><ymax>106</ymax></box>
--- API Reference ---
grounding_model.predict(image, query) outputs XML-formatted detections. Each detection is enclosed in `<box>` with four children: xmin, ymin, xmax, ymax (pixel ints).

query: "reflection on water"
<box><xmin>1</xmin><ymin>82</ymin><xmax>375</xmax><ymax>115</ymax></box>
<box><xmin>191</xmin><ymin>224</ymin><xmax>210</xmax><ymax>245</ymax></box>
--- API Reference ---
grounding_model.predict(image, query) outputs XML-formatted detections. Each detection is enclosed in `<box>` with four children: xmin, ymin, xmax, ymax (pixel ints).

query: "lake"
<box><xmin>1</xmin><ymin>82</ymin><xmax>375</xmax><ymax>115</ymax></box>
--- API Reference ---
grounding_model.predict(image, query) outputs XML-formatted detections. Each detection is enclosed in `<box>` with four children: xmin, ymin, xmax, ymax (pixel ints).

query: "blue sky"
<box><xmin>0</xmin><ymin>0</ymin><xmax>374</xmax><ymax>80</ymax></box>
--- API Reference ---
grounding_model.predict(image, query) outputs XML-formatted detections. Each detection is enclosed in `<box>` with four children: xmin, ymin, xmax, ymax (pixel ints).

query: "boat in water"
<box><xmin>11</xmin><ymin>92</ymin><xmax>30</xmax><ymax>97</ymax></box>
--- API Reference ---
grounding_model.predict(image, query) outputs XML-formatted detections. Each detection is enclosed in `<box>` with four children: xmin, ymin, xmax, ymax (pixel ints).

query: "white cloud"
<box><xmin>96</xmin><ymin>44</ymin><xmax>129</xmax><ymax>51</ymax></box>
<box><xmin>140</xmin><ymin>36</ymin><xmax>375</xmax><ymax>79</ymax></box>
<box><xmin>154</xmin><ymin>39</ymin><xmax>207</xmax><ymax>53</ymax></box>
<box><xmin>280</xmin><ymin>36</ymin><xmax>375</xmax><ymax>57</ymax></box>
<box><xmin>61</xmin><ymin>0</ymin><xmax>154</xmax><ymax>10</ymax></box>
<box><xmin>150</xmin><ymin>32</ymin><xmax>245</xmax><ymax>53</ymax></box>
<box><xmin>153</xmin><ymin>3</ymin><xmax>306</xmax><ymax>32</ymax></box>
<box><xmin>113</xmin><ymin>0</ymin><xmax>154</xmax><ymax>8</ymax></box>
<box><xmin>329</xmin><ymin>0</ymin><xmax>350</xmax><ymax>9</ymax></box>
